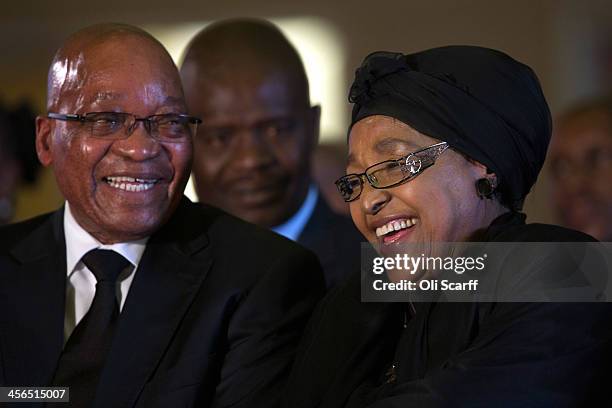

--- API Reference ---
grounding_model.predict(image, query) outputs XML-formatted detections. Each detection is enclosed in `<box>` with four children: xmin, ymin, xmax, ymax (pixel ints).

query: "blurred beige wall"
<box><xmin>2</xmin><ymin>0</ymin><xmax>611</xmax><ymax>224</ymax></box>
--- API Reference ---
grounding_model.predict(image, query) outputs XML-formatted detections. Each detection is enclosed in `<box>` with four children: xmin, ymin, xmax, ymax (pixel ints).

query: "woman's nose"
<box><xmin>361</xmin><ymin>185</ymin><xmax>390</xmax><ymax>215</ymax></box>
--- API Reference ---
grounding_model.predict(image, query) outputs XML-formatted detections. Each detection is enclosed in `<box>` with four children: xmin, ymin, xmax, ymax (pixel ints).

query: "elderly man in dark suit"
<box><xmin>180</xmin><ymin>19</ymin><xmax>362</xmax><ymax>289</ymax></box>
<box><xmin>0</xmin><ymin>23</ymin><xmax>324</xmax><ymax>408</ymax></box>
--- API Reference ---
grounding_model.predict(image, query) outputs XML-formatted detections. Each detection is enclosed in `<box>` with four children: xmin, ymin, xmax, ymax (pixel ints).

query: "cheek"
<box><xmin>349</xmin><ymin>203</ymin><xmax>371</xmax><ymax>240</ymax></box>
<box><xmin>57</xmin><ymin>136</ymin><xmax>102</xmax><ymax>179</ymax></box>
<box><xmin>552</xmin><ymin>182</ymin><xmax>568</xmax><ymax>201</ymax></box>
<box><xmin>193</xmin><ymin>142</ymin><xmax>227</xmax><ymax>182</ymax></box>
<box><xmin>407</xmin><ymin>187</ymin><xmax>452</xmax><ymax>233</ymax></box>
<box><xmin>52</xmin><ymin>137</ymin><xmax>108</xmax><ymax>202</ymax></box>
<box><xmin>167</xmin><ymin>142</ymin><xmax>193</xmax><ymax>184</ymax></box>
<box><xmin>399</xmin><ymin>176</ymin><xmax>471</xmax><ymax>238</ymax></box>
<box><xmin>438</xmin><ymin>178</ymin><xmax>483</xmax><ymax>238</ymax></box>
<box><xmin>276</xmin><ymin>132</ymin><xmax>312</xmax><ymax>173</ymax></box>
<box><xmin>592</xmin><ymin>180</ymin><xmax>612</xmax><ymax>200</ymax></box>
<box><xmin>77</xmin><ymin>140</ymin><xmax>99</xmax><ymax>159</ymax></box>
<box><xmin>275</xmin><ymin>141</ymin><xmax>301</xmax><ymax>171</ymax></box>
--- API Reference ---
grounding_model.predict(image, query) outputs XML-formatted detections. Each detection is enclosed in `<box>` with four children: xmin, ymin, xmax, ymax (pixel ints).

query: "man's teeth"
<box><xmin>104</xmin><ymin>176</ymin><xmax>157</xmax><ymax>192</ymax></box>
<box><xmin>376</xmin><ymin>218</ymin><xmax>418</xmax><ymax>237</ymax></box>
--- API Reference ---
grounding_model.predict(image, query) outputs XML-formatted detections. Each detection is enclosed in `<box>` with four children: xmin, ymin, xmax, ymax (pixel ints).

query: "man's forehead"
<box><xmin>85</xmin><ymin>90</ymin><xmax>183</xmax><ymax>104</ymax></box>
<box><xmin>90</xmin><ymin>91</ymin><xmax>126</xmax><ymax>103</ymax></box>
<box><xmin>199</xmin><ymin>70</ymin><xmax>305</xmax><ymax>104</ymax></box>
<box><xmin>49</xmin><ymin>27</ymin><xmax>182</xmax><ymax>110</ymax></box>
<box><xmin>57</xmin><ymin>73</ymin><xmax>185</xmax><ymax>111</ymax></box>
<box><xmin>54</xmin><ymin>58</ymin><xmax>184</xmax><ymax>111</ymax></box>
<box><xmin>193</xmin><ymin>85</ymin><xmax>304</xmax><ymax>125</ymax></box>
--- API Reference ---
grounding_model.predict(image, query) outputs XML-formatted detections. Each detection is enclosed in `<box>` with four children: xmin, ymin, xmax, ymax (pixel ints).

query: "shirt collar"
<box><xmin>272</xmin><ymin>185</ymin><xmax>318</xmax><ymax>242</ymax></box>
<box><xmin>63</xmin><ymin>201</ymin><xmax>148</xmax><ymax>276</ymax></box>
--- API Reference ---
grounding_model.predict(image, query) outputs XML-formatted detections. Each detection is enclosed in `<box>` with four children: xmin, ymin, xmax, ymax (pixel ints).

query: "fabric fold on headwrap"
<box><xmin>348</xmin><ymin>46</ymin><xmax>552</xmax><ymax>210</ymax></box>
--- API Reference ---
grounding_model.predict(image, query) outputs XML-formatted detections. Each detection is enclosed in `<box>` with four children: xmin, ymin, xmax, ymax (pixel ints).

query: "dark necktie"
<box><xmin>51</xmin><ymin>249</ymin><xmax>130</xmax><ymax>407</ymax></box>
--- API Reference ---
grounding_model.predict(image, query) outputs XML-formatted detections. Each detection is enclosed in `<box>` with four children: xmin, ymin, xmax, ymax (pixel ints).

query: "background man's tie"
<box><xmin>51</xmin><ymin>249</ymin><xmax>130</xmax><ymax>407</ymax></box>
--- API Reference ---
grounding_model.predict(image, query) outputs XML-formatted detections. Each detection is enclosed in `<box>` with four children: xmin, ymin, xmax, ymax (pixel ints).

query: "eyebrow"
<box><xmin>346</xmin><ymin>137</ymin><xmax>421</xmax><ymax>169</ymax></box>
<box><xmin>374</xmin><ymin>137</ymin><xmax>420</xmax><ymax>154</ymax></box>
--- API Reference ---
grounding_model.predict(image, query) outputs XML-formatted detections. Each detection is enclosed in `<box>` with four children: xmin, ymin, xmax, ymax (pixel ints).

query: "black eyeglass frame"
<box><xmin>47</xmin><ymin>111</ymin><xmax>202</xmax><ymax>142</ymax></box>
<box><xmin>335</xmin><ymin>141</ymin><xmax>449</xmax><ymax>202</ymax></box>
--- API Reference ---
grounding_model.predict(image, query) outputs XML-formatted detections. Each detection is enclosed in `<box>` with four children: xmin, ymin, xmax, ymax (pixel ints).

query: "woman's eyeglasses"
<box><xmin>335</xmin><ymin>141</ymin><xmax>449</xmax><ymax>202</ymax></box>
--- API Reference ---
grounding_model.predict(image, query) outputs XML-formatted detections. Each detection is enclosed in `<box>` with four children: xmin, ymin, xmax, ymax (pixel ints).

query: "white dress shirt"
<box><xmin>271</xmin><ymin>185</ymin><xmax>318</xmax><ymax>242</ymax></box>
<box><xmin>63</xmin><ymin>202</ymin><xmax>148</xmax><ymax>342</ymax></box>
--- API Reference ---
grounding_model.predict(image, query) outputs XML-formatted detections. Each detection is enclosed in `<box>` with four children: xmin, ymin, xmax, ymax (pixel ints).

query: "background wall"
<box><xmin>2</xmin><ymin>0</ymin><xmax>611</xmax><ymax>223</ymax></box>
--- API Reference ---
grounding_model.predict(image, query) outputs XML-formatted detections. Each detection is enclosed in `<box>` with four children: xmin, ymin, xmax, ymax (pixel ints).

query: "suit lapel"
<box><xmin>2</xmin><ymin>210</ymin><xmax>66</xmax><ymax>386</ymax></box>
<box><xmin>94</xmin><ymin>201</ymin><xmax>212</xmax><ymax>408</ymax></box>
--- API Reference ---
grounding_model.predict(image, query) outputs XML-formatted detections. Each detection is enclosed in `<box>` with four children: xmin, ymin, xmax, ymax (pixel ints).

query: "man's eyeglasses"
<box><xmin>335</xmin><ymin>141</ymin><xmax>449</xmax><ymax>202</ymax></box>
<box><xmin>47</xmin><ymin>112</ymin><xmax>202</xmax><ymax>143</ymax></box>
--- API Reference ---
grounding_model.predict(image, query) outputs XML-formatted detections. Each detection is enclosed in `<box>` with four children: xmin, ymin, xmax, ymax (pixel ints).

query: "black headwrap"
<box><xmin>348</xmin><ymin>46</ymin><xmax>552</xmax><ymax>210</ymax></box>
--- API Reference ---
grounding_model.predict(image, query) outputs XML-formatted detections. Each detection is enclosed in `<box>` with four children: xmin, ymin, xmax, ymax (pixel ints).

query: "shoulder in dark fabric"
<box><xmin>297</xmin><ymin>195</ymin><xmax>363</xmax><ymax>288</ymax></box>
<box><xmin>0</xmin><ymin>209</ymin><xmax>66</xmax><ymax>389</ymax></box>
<box><xmin>0</xmin><ymin>197</ymin><xmax>326</xmax><ymax>408</ymax></box>
<box><xmin>282</xmin><ymin>212</ymin><xmax>612</xmax><ymax>407</ymax></box>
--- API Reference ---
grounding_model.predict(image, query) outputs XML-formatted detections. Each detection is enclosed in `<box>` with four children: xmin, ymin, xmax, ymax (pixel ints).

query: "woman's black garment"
<box><xmin>282</xmin><ymin>213</ymin><xmax>612</xmax><ymax>408</ymax></box>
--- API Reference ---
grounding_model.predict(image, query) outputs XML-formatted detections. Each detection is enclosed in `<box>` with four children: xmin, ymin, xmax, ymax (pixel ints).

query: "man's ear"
<box><xmin>308</xmin><ymin>105</ymin><xmax>321</xmax><ymax>150</ymax></box>
<box><xmin>35</xmin><ymin>115</ymin><xmax>54</xmax><ymax>167</ymax></box>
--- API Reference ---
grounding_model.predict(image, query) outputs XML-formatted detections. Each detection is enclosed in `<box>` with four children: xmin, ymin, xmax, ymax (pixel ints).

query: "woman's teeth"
<box><xmin>376</xmin><ymin>218</ymin><xmax>418</xmax><ymax>237</ymax></box>
<box><xmin>104</xmin><ymin>176</ymin><xmax>158</xmax><ymax>192</ymax></box>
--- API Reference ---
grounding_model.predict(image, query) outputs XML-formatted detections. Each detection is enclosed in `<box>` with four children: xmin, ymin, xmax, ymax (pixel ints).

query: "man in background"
<box><xmin>0</xmin><ymin>23</ymin><xmax>323</xmax><ymax>407</ymax></box>
<box><xmin>180</xmin><ymin>18</ymin><xmax>361</xmax><ymax>287</ymax></box>
<box><xmin>549</xmin><ymin>95</ymin><xmax>612</xmax><ymax>241</ymax></box>
<box><xmin>0</xmin><ymin>102</ymin><xmax>39</xmax><ymax>224</ymax></box>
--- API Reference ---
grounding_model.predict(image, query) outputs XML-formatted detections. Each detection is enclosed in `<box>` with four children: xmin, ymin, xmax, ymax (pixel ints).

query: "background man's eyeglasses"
<box><xmin>335</xmin><ymin>141</ymin><xmax>449</xmax><ymax>202</ymax></box>
<box><xmin>47</xmin><ymin>112</ymin><xmax>202</xmax><ymax>143</ymax></box>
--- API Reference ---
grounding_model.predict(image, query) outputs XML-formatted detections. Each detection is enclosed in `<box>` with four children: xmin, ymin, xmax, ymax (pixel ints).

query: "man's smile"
<box><xmin>103</xmin><ymin>176</ymin><xmax>160</xmax><ymax>192</ymax></box>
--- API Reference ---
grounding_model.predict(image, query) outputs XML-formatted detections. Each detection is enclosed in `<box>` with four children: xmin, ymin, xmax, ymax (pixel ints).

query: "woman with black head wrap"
<box><xmin>282</xmin><ymin>46</ymin><xmax>612</xmax><ymax>407</ymax></box>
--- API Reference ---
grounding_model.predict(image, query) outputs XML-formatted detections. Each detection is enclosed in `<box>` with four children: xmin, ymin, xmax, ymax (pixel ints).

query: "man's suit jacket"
<box><xmin>0</xmin><ymin>197</ymin><xmax>325</xmax><ymax>408</ymax></box>
<box><xmin>297</xmin><ymin>196</ymin><xmax>362</xmax><ymax>289</ymax></box>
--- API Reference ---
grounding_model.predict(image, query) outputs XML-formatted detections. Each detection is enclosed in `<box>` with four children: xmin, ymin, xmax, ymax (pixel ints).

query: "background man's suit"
<box><xmin>0</xmin><ymin>197</ymin><xmax>325</xmax><ymax>407</ymax></box>
<box><xmin>298</xmin><ymin>196</ymin><xmax>362</xmax><ymax>288</ymax></box>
